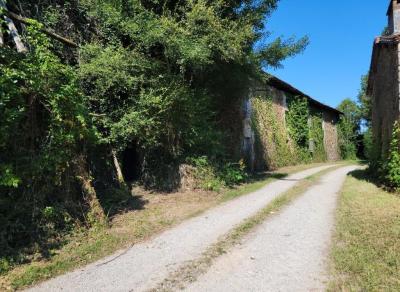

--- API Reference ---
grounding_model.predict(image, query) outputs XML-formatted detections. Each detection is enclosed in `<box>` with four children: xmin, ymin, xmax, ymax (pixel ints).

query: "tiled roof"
<box><xmin>265</xmin><ymin>74</ymin><xmax>343</xmax><ymax>115</ymax></box>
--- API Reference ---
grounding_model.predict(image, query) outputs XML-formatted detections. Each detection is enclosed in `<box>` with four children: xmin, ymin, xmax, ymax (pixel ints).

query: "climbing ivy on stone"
<box><xmin>251</xmin><ymin>95</ymin><xmax>293</xmax><ymax>169</ymax></box>
<box><xmin>309</xmin><ymin>114</ymin><xmax>327</xmax><ymax>162</ymax></box>
<box><xmin>251</xmin><ymin>94</ymin><xmax>314</xmax><ymax>170</ymax></box>
<box><xmin>286</xmin><ymin>95</ymin><xmax>309</xmax><ymax>148</ymax></box>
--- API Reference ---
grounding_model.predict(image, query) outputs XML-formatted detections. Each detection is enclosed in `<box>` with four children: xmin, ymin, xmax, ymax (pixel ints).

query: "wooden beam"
<box><xmin>6</xmin><ymin>11</ymin><xmax>78</xmax><ymax>48</ymax></box>
<box><xmin>112</xmin><ymin>149</ymin><xmax>125</xmax><ymax>184</ymax></box>
<box><xmin>0</xmin><ymin>27</ymin><xmax>4</xmax><ymax>47</ymax></box>
<box><xmin>0</xmin><ymin>0</ymin><xmax>27</xmax><ymax>53</ymax></box>
<box><xmin>4</xmin><ymin>15</ymin><xmax>27</xmax><ymax>52</ymax></box>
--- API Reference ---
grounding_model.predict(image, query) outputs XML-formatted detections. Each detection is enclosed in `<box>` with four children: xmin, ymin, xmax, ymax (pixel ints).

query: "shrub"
<box><xmin>219</xmin><ymin>160</ymin><xmax>247</xmax><ymax>186</ymax></box>
<box><xmin>187</xmin><ymin>157</ymin><xmax>247</xmax><ymax>191</ymax></box>
<box><xmin>363</xmin><ymin>128</ymin><xmax>374</xmax><ymax>160</ymax></box>
<box><xmin>385</xmin><ymin>122</ymin><xmax>400</xmax><ymax>189</ymax></box>
<box><xmin>0</xmin><ymin>258</ymin><xmax>11</xmax><ymax>275</ymax></box>
<box><xmin>309</xmin><ymin>114</ymin><xmax>327</xmax><ymax>162</ymax></box>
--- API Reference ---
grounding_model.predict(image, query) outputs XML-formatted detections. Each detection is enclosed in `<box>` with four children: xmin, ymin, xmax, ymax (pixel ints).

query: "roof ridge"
<box><xmin>264</xmin><ymin>73</ymin><xmax>343</xmax><ymax>115</ymax></box>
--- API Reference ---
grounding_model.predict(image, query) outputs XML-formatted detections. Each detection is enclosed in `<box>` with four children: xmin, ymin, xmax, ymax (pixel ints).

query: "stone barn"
<box><xmin>367</xmin><ymin>0</ymin><xmax>400</xmax><ymax>159</ymax></box>
<box><xmin>241</xmin><ymin>75</ymin><xmax>342</xmax><ymax>171</ymax></box>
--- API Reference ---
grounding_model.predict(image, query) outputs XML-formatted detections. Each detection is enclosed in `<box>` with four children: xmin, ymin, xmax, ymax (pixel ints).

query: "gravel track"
<box><xmin>185</xmin><ymin>165</ymin><xmax>359</xmax><ymax>292</ymax></box>
<box><xmin>27</xmin><ymin>165</ymin><xmax>335</xmax><ymax>292</ymax></box>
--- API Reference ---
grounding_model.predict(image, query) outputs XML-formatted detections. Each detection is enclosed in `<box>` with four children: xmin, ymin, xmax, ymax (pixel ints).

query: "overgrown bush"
<box><xmin>188</xmin><ymin>157</ymin><xmax>247</xmax><ymax>191</ymax></box>
<box><xmin>366</xmin><ymin>122</ymin><xmax>400</xmax><ymax>191</ymax></box>
<box><xmin>337</xmin><ymin>99</ymin><xmax>359</xmax><ymax>160</ymax></box>
<box><xmin>1</xmin><ymin>0</ymin><xmax>308</xmax><ymax>271</ymax></box>
<box><xmin>384</xmin><ymin>122</ymin><xmax>400</xmax><ymax>189</ymax></box>
<box><xmin>363</xmin><ymin>128</ymin><xmax>374</xmax><ymax>160</ymax></box>
<box><xmin>0</xmin><ymin>23</ymin><xmax>92</xmax><ymax>257</ymax></box>
<box><xmin>338</xmin><ymin>116</ymin><xmax>357</xmax><ymax>160</ymax></box>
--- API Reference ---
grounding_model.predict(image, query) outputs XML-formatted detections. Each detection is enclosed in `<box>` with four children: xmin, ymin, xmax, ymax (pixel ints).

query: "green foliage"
<box><xmin>79</xmin><ymin>44</ymin><xmax>220</xmax><ymax>161</ymax></box>
<box><xmin>73</xmin><ymin>0</ymin><xmax>308</xmax><ymax>182</ymax></box>
<box><xmin>309</xmin><ymin>114</ymin><xmax>326</xmax><ymax>162</ymax></box>
<box><xmin>363</xmin><ymin>128</ymin><xmax>374</xmax><ymax>160</ymax></box>
<box><xmin>385</xmin><ymin>122</ymin><xmax>400</xmax><ymax>189</ymax></box>
<box><xmin>338</xmin><ymin>115</ymin><xmax>357</xmax><ymax>160</ymax></box>
<box><xmin>337</xmin><ymin>98</ymin><xmax>359</xmax><ymax>160</ymax></box>
<box><xmin>286</xmin><ymin>96</ymin><xmax>309</xmax><ymax>148</ymax></box>
<box><xmin>337</xmin><ymin>98</ymin><xmax>360</xmax><ymax>132</ymax></box>
<box><xmin>369</xmin><ymin>122</ymin><xmax>400</xmax><ymax>190</ymax></box>
<box><xmin>12</xmin><ymin>0</ymin><xmax>308</xmax><ymax>179</ymax></box>
<box><xmin>220</xmin><ymin>161</ymin><xmax>247</xmax><ymax>186</ymax></box>
<box><xmin>251</xmin><ymin>95</ymin><xmax>293</xmax><ymax>168</ymax></box>
<box><xmin>188</xmin><ymin>156</ymin><xmax>247</xmax><ymax>191</ymax></box>
<box><xmin>1</xmin><ymin>0</ymin><xmax>309</xmax><ymax>274</ymax></box>
<box><xmin>0</xmin><ymin>258</ymin><xmax>11</xmax><ymax>275</ymax></box>
<box><xmin>251</xmin><ymin>94</ymin><xmax>314</xmax><ymax>169</ymax></box>
<box><xmin>357</xmin><ymin>74</ymin><xmax>371</xmax><ymax>127</ymax></box>
<box><xmin>0</xmin><ymin>23</ymin><xmax>90</xmax><ymax>256</ymax></box>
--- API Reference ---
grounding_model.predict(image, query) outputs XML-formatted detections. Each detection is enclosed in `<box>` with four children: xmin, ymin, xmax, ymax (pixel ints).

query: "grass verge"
<box><xmin>0</xmin><ymin>162</ymin><xmax>334</xmax><ymax>291</ymax></box>
<box><xmin>151</xmin><ymin>164</ymin><xmax>343</xmax><ymax>291</ymax></box>
<box><xmin>329</xmin><ymin>169</ymin><xmax>400</xmax><ymax>291</ymax></box>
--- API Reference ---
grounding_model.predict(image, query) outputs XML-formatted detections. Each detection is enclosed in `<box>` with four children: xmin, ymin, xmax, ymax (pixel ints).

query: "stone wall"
<box><xmin>240</xmin><ymin>80</ymin><xmax>341</xmax><ymax>171</ymax></box>
<box><xmin>247</xmin><ymin>84</ymin><xmax>294</xmax><ymax>171</ymax></box>
<box><xmin>370</xmin><ymin>43</ymin><xmax>400</xmax><ymax>158</ymax></box>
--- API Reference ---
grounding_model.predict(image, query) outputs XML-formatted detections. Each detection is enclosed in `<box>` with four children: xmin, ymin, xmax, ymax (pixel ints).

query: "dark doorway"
<box><xmin>121</xmin><ymin>145</ymin><xmax>141</xmax><ymax>182</ymax></box>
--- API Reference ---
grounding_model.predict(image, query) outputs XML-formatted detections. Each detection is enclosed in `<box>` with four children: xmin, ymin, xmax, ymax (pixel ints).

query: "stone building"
<box><xmin>242</xmin><ymin>75</ymin><xmax>342</xmax><ymax>171</ymax></box>
<box><xmin>367</xmin><ymin>0</ymin><xmax>400</xmax><ymax>159</ymax></box>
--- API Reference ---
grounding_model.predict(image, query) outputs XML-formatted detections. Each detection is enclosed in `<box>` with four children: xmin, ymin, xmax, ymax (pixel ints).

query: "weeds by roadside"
<box><xmin>329</xmin><ymin>169</ymin><xmax>400</xmax><ymax>291</ymax></box>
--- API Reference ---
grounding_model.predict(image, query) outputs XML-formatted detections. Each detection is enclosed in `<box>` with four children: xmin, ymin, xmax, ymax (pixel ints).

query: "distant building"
<box><xmin>367</xmin><ymin>0</ymin><xmax>400</xmax><ymax>159</ymax></box>
<box><xmin>241</xmin><ymin>75</ymin><xmax>342</xmax><ymax>171</ymax></box>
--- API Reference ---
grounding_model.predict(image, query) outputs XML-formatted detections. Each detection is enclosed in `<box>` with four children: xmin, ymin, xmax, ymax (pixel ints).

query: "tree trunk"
<box><xmin>74</xmin><ymin>155</ymin><xmax>106</xmax><ymax>225</ymax></box>
<box><xmin>112</xmin><ymin>149</ymin><xmax>125</xmax><ymax>184</ymax></box>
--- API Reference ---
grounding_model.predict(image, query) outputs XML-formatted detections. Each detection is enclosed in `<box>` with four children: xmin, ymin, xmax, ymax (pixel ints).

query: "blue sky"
<box><xmin>265</xmin><ymin>0</ymin><xmax>388</xmax><ymax>108</ymax></box>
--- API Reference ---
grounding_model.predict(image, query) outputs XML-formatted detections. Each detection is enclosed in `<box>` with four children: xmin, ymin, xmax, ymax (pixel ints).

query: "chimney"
<box><xmin>388</xmin><ymin>0</ymin><xmax>400</xmax><ymax>34</ymax></box>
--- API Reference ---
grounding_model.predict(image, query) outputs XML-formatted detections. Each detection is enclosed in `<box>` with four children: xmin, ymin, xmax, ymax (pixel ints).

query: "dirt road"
<box><xmin>185</xmin><ymin>165</ymin><xmax>358</xmax><ymax>292</ymax></box>
<box><xmin>28</xmin><ymin>165</ymin><xmax>335</xmax><ymax>292</ymax></box>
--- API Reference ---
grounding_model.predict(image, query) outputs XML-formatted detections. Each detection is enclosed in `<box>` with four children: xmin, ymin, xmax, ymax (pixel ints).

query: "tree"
<box><xmin>337</xmin><ymin>98</ymin><xmax>360</xmax><ymax>159</ymax></box>
<box><xmin>74</xmin><ymin>0</ymin><xmax>309</xmax><ymax>183</ymax></box>
<box><xmin>1</xmin><ymin>0</ymin><xmax>309</xmax><ymax>257</ymax></box>
<box><xmin>357</xmin><ymin>74</ymin><xmax>371</xmax><ymax>128</ymax></box>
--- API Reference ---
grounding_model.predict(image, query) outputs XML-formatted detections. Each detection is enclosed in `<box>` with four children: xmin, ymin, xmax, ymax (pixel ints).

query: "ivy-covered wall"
<box><xmin>309</xmin><ymin>111</ymin><xmax>327</xmax><ymax>162</ymax></box>
<box><xmin>251</xmin><ymin>93</ymin><xmax>295</xmax><ymax>169</ymax></box>
<box><xmin>322</xmin><ymin>110</ymin><xmax>340</xmax><ymax>161</ymax></box>
<box><xmin>241</xmin><ymin>81</ymin><xmax>340</xmax><ymax>171</ymax></box>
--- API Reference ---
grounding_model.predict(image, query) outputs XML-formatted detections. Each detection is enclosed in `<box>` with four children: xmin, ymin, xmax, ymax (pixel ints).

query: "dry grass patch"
<box><xmin>329</xmin><ymin>169</ymin><xmax>400</xmax><ymax>291</ymax></box>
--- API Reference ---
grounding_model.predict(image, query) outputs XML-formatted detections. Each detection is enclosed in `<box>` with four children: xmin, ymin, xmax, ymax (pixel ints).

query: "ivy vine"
<box><xmin>309</xmin><ymin>113</ymin><xmax>327</xmax><ymax>162</ymax></box>
<box><xmin>286</xmin><ymin>95</ymin><xmax>309</xmax><ymax>148</ymax></box>
<box><xmin>250</xmin><ymin>94</ymin><xmax>327</xmax><ymax>170</ymax></box>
